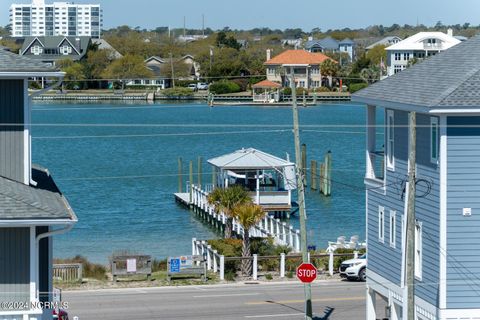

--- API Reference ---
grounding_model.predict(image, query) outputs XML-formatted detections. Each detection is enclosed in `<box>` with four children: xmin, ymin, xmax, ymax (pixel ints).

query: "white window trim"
<box><xmin>415</xmin><ymin>220</ymin><xmax>423</xmax><ymax>280</ymax></box>
<box><xmin>389</xmin><ymin>210</ymin><xmax>396</xmax><ymax>248</ymax></box>
<box><xmin>430</xmin><ymin>117</ymin><xmax>439</xmax><ymax>164</ymax></box>
<box><xmin>379</xmin><ymin>206</ymin><xmax>385</xmax><ymax>243</ymax></box>
<box><xmin>386</xmin><ymin>110</ymin><xmax>395</xmax><ymax>171</ymax></box>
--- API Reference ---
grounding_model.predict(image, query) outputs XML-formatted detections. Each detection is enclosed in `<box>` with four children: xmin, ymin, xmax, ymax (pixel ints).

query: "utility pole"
<box><xmin>406</xmin><ymin>111</ymin><xmax>417</xmax><ymax>320</ymax></box>
<box><xmin>170</xmin><ymin>52</ymin><xmax>175</xmax><ymax>88</ymax></box>
<box><xmin>290</xmin><ymin>70</ymin><xmax>313</xmax><ymax>320</ymax></box>
<box><xmin>202</xmin><ymin>14</ymin><xmax>205</xmax><ymax>37</ymax></box>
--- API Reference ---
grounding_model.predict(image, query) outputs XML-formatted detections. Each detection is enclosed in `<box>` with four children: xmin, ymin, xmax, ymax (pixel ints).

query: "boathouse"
<box><xmin>252</xmin><ymin>80</ymin><xmax>281</xmax><ymax>103</ymax></box>
<box><xmin>0</xmin><ymin>50</ymin><xmax>77</xmax><ymax>320</ymax></box>
<box><xmin>353</xmin><ymin>34</ymin><xmax>480</xmax><ymax>320</ymax></box>
<box><xmin>208</xmin><ymin>148</ymin><xmax>297</xmax><ymax>212</ymax></box>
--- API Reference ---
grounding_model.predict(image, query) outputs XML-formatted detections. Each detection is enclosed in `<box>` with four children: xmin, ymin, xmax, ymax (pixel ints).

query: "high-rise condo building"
<box><xmin>9</xmin><ymin>0</ymin><xmax>102</xmax><ymax>38</ymax></box>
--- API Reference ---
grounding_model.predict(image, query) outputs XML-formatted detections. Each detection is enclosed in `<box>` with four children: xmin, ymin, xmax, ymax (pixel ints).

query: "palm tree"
<box><xmin>207</xmin><ymin>185</ymin><xmax>251</xmax><ymax>238</ymax></box>
<box><xmin>234</xmin><ymin>203</ymin><xmax>266</xmax><ymax>276</ymax></box>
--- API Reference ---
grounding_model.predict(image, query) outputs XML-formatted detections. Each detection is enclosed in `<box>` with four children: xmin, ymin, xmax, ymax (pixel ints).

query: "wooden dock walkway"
<box><xmin>175</xmin><ymin>185</ymin><xmax>301</xmax><ymax>252</ymax></box>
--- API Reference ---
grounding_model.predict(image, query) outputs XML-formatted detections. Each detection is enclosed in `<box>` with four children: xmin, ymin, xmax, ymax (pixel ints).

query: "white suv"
<box><xmin>339</xmin><ymin>254</ymin><xmax>366</xmax><ymax>281</ymax></box>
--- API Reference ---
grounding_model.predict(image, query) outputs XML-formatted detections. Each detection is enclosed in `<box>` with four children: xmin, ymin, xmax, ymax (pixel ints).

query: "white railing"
<box><xmin>193</xmin><ymin>238</ymin><xmax>359</xmax><ymax>280</ymax></box>
<box><xmin>249</xmin><ymin>191</ymin><xmax>290</xmax><ymax>206</ymax></box>
<box><xmin>191</xmin><ymin>185</ymin><xmax>301</xmax><ymax>252</ymax></box>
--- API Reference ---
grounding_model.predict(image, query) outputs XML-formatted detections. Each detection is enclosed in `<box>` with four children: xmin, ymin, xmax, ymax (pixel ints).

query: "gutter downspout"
<box><xmin>28</xmin><ymin>77</ymin><xmax>64</xmax><ymax>186</ymax></box>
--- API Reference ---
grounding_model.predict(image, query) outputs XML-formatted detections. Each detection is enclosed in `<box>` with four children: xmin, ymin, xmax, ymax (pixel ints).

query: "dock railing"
<box><xmin>53</xmin><ymin>263</ymin><xmax>83</xmax><ymax>282</ymax></box>
<box><xmin>190</xmin><ymin>185</ymin><xmax>301</xmax><ymax>252</ymax></box>
<box><xmin>193</xmin><ymin>238</ymin><xmax>358</xmax><ymax>280</ymax></box>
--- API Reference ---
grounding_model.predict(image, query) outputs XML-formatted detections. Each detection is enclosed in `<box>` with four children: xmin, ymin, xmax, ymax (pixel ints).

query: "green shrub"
<box><xmin>282</xmin><ymin>87</ymin><xmax>308</xmax><ymax>95</ymax></box>
<box><xmin>313</xmin><ymin>86</ymin><xmax>331</xmax><ymax>93</ymax></box>
<box><xmin>286</xmin><ymin>271</ymin><xmax>294</xmax><ymax>278</ymax></box>
<box><xmin>209</xmin><ymin>80</ymin><xmax>241</xmax><ymax>94</ymax></box>
<box><xmin>208</xmin><ymin>238</ymin><xmax>243</xmax><ymax>257</ymax></box>
<box><xmin>224</xmin><ymin>270</ymin><xmax>236</xmax><ymax>281</ymax></box>
<box><xmin>152</xmin><ymin>259</ymin><xmax>168</xmax><ymax>272</ymax></box>
<box><xmin>282</xmin><ymin>87</ymin><xmax>291</xmax><ymax>95</ymax></box>
<box><xmin>265</xmin><ymin>273</ymin><xmax>273</xmax><ymax>280</ymax></box>
<box><xmin>349</xmin><ymin>83</ymin><xmax>369</xmax><ymax>93</ymax></box>
<box><xmin>161</xmin><ymin>87</ymin><xmax>194</xmax><ymax>97</ymax></box>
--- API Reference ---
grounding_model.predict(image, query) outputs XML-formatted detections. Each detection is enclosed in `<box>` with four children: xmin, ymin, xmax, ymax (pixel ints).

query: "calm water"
<box><xmin>32</xmin><ymin>101</ymin><xmax>370</xmax><ymax>263</ymax></box>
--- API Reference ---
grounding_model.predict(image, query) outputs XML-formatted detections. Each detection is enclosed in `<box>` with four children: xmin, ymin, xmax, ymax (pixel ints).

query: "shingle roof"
<box><xmin>0</xmin><ymin>166</ymin><xmax>76</xmax><ymax>221</ymax></box>
<box><xmin>265</xmin><ymin>50</ymin><xmax>332</xmax><ymax>65</ymax></box>
<box><xmin>21</xmin><ymin>36</ymin><xmax>91</xmax><ymax>62</ymax></box>
<box><xmin>352</xmin><ymin>34</ymin><xmax>480</xmax><ymax>109</ymax></box>
<box><xmin>339</xmin><ymin>38</ymin><xmax>355</xmax><ymax>45</ymax></box>
<box><xmin>252</xmin><ymin>80</ymin><xmax>282</xmax><ymax>88</ymax></box>
<box><xmin>0</xmin><ymin>49</ymin><xmax>59</xmax><ymax>73</ymax></box>
<box><xmin>305</xmin><ymin>36</ymin><xmax>340</xmax><ymax>51</ymax></box>
<box><xmin>366</xmin><ymin>36</ymin><xmax>402</xmax><ymax>50</ymax></box>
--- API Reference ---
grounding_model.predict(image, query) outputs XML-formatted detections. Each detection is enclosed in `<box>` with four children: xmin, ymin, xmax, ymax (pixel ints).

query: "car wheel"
<box><xmin>358</xmin><ymin>268</ymin><xmax>366</xmax><ymax>282</ymax></box>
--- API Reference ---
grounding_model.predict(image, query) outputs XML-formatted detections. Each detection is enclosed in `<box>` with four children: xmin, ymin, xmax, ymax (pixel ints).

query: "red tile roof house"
<box><xmin>264</xmin><ymin>49</ymin><xmax>335</xmax><ymax>90</ymax></box>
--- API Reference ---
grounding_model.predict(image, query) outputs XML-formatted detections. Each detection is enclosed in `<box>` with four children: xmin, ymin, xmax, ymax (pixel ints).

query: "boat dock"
<box><xmin>175</xmin><ymin>184</ymin><xmax>301</xmax><ymax>252</ymax></box>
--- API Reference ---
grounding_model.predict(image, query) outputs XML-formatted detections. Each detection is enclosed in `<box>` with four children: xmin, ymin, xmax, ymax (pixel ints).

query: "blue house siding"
<box><xmin>367</xmin><ymin>110</ymin><xmax>440</xmax><ymax>306</ymax></box>
<box><xmin>446</xmin><ymin>116</ymin><xmax>480</xmax><ymax>309</ymax></box>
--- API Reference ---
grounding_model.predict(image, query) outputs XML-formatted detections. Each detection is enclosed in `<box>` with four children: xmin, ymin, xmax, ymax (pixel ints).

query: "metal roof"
<box><xmin>0</xmin><ymin>49</ymin><xmax>60</xmax><ymax>73</ymax></box>
<box><xmin>208</xmin><ymin>148</ymin><xmax>294</xmax><ymax>170</ymax></box>
<box><xmin>0</xmin><ymin>166</ymin><xmax>77</xmax><ymax>222</ymax></box>
<box><xmin>352</xmin><ymin>34</ymin><xmax>480</xmax><ymax>111</ymax></box>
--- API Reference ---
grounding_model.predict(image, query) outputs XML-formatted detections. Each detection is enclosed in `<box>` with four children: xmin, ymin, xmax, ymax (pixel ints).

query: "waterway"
<box><xmin>32</xmin><ymin>101</ymin><xmax>374</xmax><ymax>263</ymax></box>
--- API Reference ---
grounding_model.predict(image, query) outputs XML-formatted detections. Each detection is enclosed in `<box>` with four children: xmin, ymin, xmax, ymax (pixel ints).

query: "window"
<box><xmin>389</xmin><ymin>211</ymin><xmax>396</xmax><ymax>248</ymax></box>
<box><xmin>299</xmin><ymin>80</ymin><xmax>305</xmax><ymax>88</ymax></box>
<box><xmin>403</xmin><ymin>53</ymin><xmax>410</xmax><ymax>61</ymax></box>
<box><xmin>394</xmin><ymin>65</ymin><xmax>402</xmax><ymax>74</ymax></box>
<box><xmin>379</xmin><ymin>206</ymin><xmax>385</xmax><ymax>243</ymax></box>
<box><xmin>60</xmin><ymin>45</ymin><xmax>72</xmax><ymax>55</ymax></box>
<box><xmin>311</xmin><ymin>67</ymin><xmax>319</xmax><ymax>74</ymax></box>
<box><xmin>415</xmin><ymin>221</ymin><xmax>422</xmax><ymax>279</ymax></box>
<box><xmin>394</xmin><ymin>53</ymin><xmax>401</xmax><ymax>61</ymax></box>
<box><xmin>386</xmin><ymin>110</ymin><xmax>395</xmax><ymax>170</ymax></box>
<box><xmin>431</xmin><ymin>117</ymin><xmax>439</xmax><ymax>164</ymax></box>
<box><xmin>31</xmin><ymin>45</ymin><xmax>43</xmax><ymax>55</ymax></box>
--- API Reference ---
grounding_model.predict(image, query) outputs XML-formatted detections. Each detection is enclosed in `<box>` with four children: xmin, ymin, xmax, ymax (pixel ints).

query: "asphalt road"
<box><xmin>63</xmin><ymin>280</ymin><xmax>369</xmax><ymax>320</ymax></box>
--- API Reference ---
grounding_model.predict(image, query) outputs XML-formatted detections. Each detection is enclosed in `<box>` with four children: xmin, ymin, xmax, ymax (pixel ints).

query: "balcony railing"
<box><xmin>248</xmin><ymin>191</ymin><xmax>290</xmax><ymax>206</ymax></box>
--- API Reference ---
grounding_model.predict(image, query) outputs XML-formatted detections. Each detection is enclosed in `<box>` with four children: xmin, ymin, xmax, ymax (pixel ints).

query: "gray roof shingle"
<box><xmin>0</xmin><ymin>49</ymin><xmax>59</xmax><ymax>73</ymax></box>
<box><xmin>0</xmin><ymin>165</ymin><xmax>76</xmax><ymax>221</ymax></box>
<box><xmin>353</xmin><ymin>34</ymin><xmax>480</xmax><ymax>109</ymax></box>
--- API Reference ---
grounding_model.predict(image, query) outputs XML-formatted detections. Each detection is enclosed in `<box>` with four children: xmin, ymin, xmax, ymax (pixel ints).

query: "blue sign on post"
<box><xmin>170</xmin><ymin>258</ymin><xmax>181</xmax><ymax>273</ymax></box>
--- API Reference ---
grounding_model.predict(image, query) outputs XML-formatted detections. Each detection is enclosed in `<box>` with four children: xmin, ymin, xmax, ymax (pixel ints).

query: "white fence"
<box><xmin>190</xmin><ymin>185</ymin><xmax>301</xmax><ymax>252</ymax></box>
<box><xmin>192</xmin><ymin>238</ymin><xmax>359</xmax><ymax>281</ymax></box>
<box><xmin>53</xmin><ymin>263</ymin><xmax>83</xmax><ymax>282</ymax></box>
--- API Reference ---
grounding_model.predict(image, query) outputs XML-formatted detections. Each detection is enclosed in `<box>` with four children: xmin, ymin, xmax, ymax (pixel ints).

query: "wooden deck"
<box><xmin>174</xmin><ymin>193</ymin><xmax>190</xmax><ymax>206</ymax></box>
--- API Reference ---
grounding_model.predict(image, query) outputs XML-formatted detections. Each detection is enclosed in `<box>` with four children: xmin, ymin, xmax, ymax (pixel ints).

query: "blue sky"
<box><xmin>2</xmin><ymin>0</ymin><xmax>480</xmax><ymax>31</ymax></box>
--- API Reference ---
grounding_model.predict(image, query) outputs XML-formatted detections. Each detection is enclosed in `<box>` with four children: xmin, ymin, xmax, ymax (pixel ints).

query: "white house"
<box><xmin>386</xmin><ymin>30</ymin><xmax>460</xmax><ymax>76</ymax></box>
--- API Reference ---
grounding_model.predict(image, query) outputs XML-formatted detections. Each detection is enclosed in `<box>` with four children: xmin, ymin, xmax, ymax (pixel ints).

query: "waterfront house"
<box><xmin>386</xmin><ymin>30</ymin><xmax>460</xmax><ymax>76</ymax></box>
<box><xmin>0</xmin><ymin>50</ymin><xmax>77</xmax><ymax>320</ymax></box>
<box><xmin>365</xmin><ymin>36</ymin><xmax>403</xmax><ymax>51</ymax></box>
<box><xmin>208</xmin><ymin>148</ymin><xmax>297</xmax><ymax>213</ymax></box>
<box><xmin>19</xmin><ymin>36</ymin><xmax>91</xmax><ymax>66</ymax></box>
<box><xmin>305</xmin><ymin>36</ymin><xmax>356</xmax><ymax>61</ymax></box>
<box><xmin>264</xmin><ymin>49</ymin><xmax>334</xmax><ymax>89</ymax></box>
<box><xmin>352</xmin><ymin>34</ymin><xmax>480</xmax><ymax>320</ymax></box>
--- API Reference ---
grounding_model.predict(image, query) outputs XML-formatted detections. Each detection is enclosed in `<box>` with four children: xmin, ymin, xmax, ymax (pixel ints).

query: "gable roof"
<box><xmin>208</xmin><ymin>148</ymin><xmax>294</xmax><ymax>170</ymax></box>
<box><xmin>252</xmin><ymin>80</ymin><xmax>282</xmax><ymax>89</ymax></box>
<box><xmin>0</xmin><ymin>166</ymin><xmax>77</xmax><ymax>223</ymax></box>
<box><xmin>91</xmin><ymin>39</ymin><xmax>123</xmax><ymax>59</ymax></box>
<box><xmin>366</xmin><ymin>36</ymin><xmax>403</xmax><ymax>50</ymax></box>
<box><xmin>339</xmin><ymin>38</ymin><xmax>355</xmax><ymax>45</ymax></box>
<box><xmin>20</xmin><ymin>36</ymin><xmax>91</xmax><ymax>61</ymax></box>
<box><xmin>265</xmin><ymin>50</ymin><xmax>332</xmax><ymax>65</ymax></box>
<box><xmin>352</xmin><ymin>34</ymin><xmax>480</xmax><ymax>111</ymax></box>
<box><xmin>0</xmin><ymin>49</ymin><xmax>61</xmax><ymax>74</ymax></box>
<box><xmin>386</xmin><ymin>32</ymin><xmax>461</xmax><ymax>51</ymax></box>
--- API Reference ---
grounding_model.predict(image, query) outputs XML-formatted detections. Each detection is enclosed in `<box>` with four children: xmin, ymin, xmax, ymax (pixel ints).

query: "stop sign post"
<box><xmin>296</xmin><ymin>263</ymin><xmax>317</xmax><ymax>283</ymax></box>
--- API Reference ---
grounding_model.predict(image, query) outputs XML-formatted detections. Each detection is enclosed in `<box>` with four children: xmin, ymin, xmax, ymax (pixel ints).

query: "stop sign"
<box><xmin>296</xmin><ymin>263</ymin><xmax>317</xmax><ymax>283</ymax></box>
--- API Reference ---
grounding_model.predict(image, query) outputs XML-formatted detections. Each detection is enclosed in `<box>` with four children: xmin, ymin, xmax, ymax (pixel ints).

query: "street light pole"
<box><xmin>290</xmin><ymin>70</ymin><xmax>313</xmax><ymax>320</ymax></box>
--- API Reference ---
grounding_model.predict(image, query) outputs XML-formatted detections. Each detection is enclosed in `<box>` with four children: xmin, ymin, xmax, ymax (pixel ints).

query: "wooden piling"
<box><xmin>310</xmin><ymin>160</ymin><xmax>317</xmax><ymax>190</ymax></box>
<box><xmin>325</xmin><ymin>151</ymin><xmax>332</xmax><ymax>196</ymax></box>
<box><xmin>189</xmin><ymin>160</ymin><xmax>193</xmax><ymax>203</ymax></box>
<box><xmin>197</xmin><ymin>156</ymin><xmax>202</xmax><ymax>188</ymax></box>
<box><xmin>320</xmin><ymin>163</ymin><xmax>325</xmax><ymax>194</ymax></box>
<box><xmin>178</xmin><ymin>157</ymin><xmax>183</xmax><ymax>193</ymax></box>
<box><xmin>301</xmin><ymin>144</ymin><xmax>307</xmax><ymax>182</ymax></box>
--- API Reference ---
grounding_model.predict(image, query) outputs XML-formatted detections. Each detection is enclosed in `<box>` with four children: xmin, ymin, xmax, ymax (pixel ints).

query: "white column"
<box><xmin>264</xmin><ymin>216</ymin><xmax>269</xmax><ymax>232</ymax></box>
<box><xmin>280</xmin><ymin>253</ymin><xmax>285</xmax><ymax>278</ymax></box>
<box><xmin>220</xmin><ymin>255</ymin><xmax>225</xmax><ymax>280</ymax></box>
<box><xmin>366</xmin><ymin>287</ymin><xmax>377</xmax><ymax>320</ymax></box>
<box><xmin>256</xmin><ymin>170</ymin><xmax>260</xmax><ymax>205</ymax></box>
<box><xmin>270</xmin><ymin>218</ymin><xmax>274</xmax><ymax>235</ymax></box>
<box><xmin>390</xmin><ymin>296</ymin><xmax>400</xmax><ymax>320</ymax></box>
<box><xmin>276</xmin><ymin>219</ymin><xmax>281</xmax><ymax>237</ymax></box>
<box><xmin>207</xmin><ymin>245</ymin><xmax>212</xmax><ymax>270</ymax></box>
<box><xmin>252</xmin><ymin>254</ymin><xmax>258</xmax><ymax>280</ymax></box>
<box><xmin>295</xmin><ymin>231</ymin><xmax>300</xmax><ymax>252</ymax></box>
<box><xmin>289</xmin><ymin>226</ymin><xmax>294</xmax><ymax>247</ymax></box>
<box><xmin>192</xmin><ymin>238</ymin><xmax>197</xmax><ymax>255</ymax></box>
<box><xmin>329</xmin><ymin>250</ymin><xmax>334</xmax><ymax>276</ymax></box>
<box><xmin>213</xmin><ymin>250</ymin><xmax>218</xmax><ymax>273</ymax></box>
<box><xmin>282</xmin><ymin>222</ymin><xmax>287</xmax><ymax>244</ymax></box>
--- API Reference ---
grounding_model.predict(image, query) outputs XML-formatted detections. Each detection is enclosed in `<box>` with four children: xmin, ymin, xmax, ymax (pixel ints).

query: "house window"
<box><xmin>394</xmin><ymin>53</ymin><xmax>401</xmax><ymax>61</ymax></box>
<box><xmin>431</xmin><ymin>117</ymin><xmax>439</xmax><ymax>164</ymax></box>
<box><xmin>311</xmin><ymin>67</ymin><xmax>319</xmax><ymax>74</ymax></box>
<box><xmin>379</xmin><ymin>206</ymin><xmax>385</xmax><ymax>243</ymax></box>
<box><xmin>403</xmin><ymin>53</ymin><xmax>410</xmax><ymax>61</ymax></box>
<box><xmin>415</xmin><ymin>221</ymin><xmax>423</xmax><ymax>279</ymax></box>
<box><xmin>386</xmin><ymin>110</ymin><xmax>395</xmax><ymax>170</ymax></box>
<box><xmin>394</xmin><ymin>65</ymin><xmax>402</xmax><ymax>74</ymax></box>
<box><xmin>389</xmin><ymin>211</ymin><xmax>396</xmax><ymax>248</ymax></box>
<box><xmin>60</xmin><ymin>45</ymin><xmax>72</xmax><ymax>55</ymax></box>
<box><xmin>299</xmin><ymin>81</ymin><xmax>305</xmax><ymax>88</ymax></box>
<box><xmin>31</xmin><ymin>45</ymin><xmax>43</xmax><ymax>55</ymax></box>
